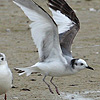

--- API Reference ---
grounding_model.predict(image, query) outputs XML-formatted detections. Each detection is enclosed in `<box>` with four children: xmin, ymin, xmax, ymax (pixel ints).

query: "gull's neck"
<box><xmin>0</xmin><ymin>61</ymin><xmax>7</xmax><ymax>66</ymax></box>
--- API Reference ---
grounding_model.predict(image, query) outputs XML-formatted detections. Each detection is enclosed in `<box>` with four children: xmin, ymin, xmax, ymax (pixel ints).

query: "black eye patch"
<box><xmin>71</xmin><ymin>59</ymin><xmax>78</xmax><ymax>69</ymax></box>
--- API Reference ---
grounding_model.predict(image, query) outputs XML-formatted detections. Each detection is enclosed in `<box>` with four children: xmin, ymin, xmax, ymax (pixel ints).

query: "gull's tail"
<box><xmin>14</xmin><ymin>66</ymin><xmax>39</xmax><ymax>76</ymax></box>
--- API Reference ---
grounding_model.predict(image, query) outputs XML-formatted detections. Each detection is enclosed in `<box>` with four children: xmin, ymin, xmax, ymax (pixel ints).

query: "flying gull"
<box><xmin>13</xmin><ymin>0</ymin><xmax>94</xmax><ymax>95</ymax></box>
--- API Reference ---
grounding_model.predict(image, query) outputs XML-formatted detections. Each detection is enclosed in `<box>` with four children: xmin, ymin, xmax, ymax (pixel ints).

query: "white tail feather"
<box><xmin>15</xmin><ymin>66</ymin><xmax>39</xmax><ymax>76</ymax></box>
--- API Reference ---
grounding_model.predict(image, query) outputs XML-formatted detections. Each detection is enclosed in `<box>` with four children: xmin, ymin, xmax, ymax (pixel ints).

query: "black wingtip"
<box><xmin>48</xmin><ymin>0</ymin><xmax>80</xmax><ymax>27</ymax></box>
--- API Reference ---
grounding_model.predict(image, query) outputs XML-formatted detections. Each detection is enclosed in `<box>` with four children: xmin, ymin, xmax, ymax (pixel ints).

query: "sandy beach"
<box><xmin>0</xmin><ymin>0</ymin><xmax>100</xmax><ymax>99</ymax></box>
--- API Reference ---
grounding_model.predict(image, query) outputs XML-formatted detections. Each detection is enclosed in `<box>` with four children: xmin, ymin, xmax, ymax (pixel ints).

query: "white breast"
<box><xmin>0</xmin><ymin>65</ymin><xmax>12</xmax><ymax>95</ymax></box>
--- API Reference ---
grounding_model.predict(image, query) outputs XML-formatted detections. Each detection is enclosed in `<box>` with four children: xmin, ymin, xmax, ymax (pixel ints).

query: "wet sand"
<box><xmin>0</xmin><ymin>0</ymin><xmax>100</xmax><ymax>100</ymax></box>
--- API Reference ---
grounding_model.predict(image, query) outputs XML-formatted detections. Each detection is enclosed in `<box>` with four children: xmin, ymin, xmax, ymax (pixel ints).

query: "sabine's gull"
<box><xmin>13</xmin><ymin>0</ymin><xmax>94</xmax><ymax>95</ymax></box>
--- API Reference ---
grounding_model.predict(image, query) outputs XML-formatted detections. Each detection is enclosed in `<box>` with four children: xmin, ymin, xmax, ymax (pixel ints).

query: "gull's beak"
<box><xmin>86</xmin><ymin>66</ymin><xmax>94</xmax><ymax>70</ymax></box>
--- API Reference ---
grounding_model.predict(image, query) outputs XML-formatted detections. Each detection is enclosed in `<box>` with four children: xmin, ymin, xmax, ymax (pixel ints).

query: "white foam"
<box><xmin>60</xmin><ymin>92</ymin><xmax>94</xmax><ymax>100</ymax></box>
<box><xmin>89</xmin><ymin>8</ymin><xmax>96</xmax><ymax>12</ymax></box>
<box><xmin>82</xmin><ymin>90</ymin><xmax>100</xmax><ymax>94</ymax></box>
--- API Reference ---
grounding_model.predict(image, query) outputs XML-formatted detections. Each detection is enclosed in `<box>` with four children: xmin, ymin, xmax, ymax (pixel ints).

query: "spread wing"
<box><xmin>13</xmin><ymin>0</ymin><xmax>63</xmax><ymax>62</ymax></box>
<box><xmin>48</xmin><ymin>0</ymin><xmax>80</xmax><ymax>57</ymax></box>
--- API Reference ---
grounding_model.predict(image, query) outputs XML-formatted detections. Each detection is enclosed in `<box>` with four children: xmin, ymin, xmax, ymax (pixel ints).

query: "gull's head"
<box><xmin>0</xmin><ymin>53</ymin><xmax>6</xmax><ymax>64</ymax></box>
<box><xmin>71</xmin><ymin>58</ymin><xmax>94</xmax><ymax>71</ymax></box>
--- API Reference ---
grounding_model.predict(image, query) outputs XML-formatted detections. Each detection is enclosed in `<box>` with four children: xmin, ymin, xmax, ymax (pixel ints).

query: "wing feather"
<box><xmin>13</xmin><ymin>0</ymin><xmax>63</xmax><ymax>61</ymax></box>
<box><xmin>48</xmin><ymin>0</ymin><xmax>80</xmax><ymax>57</ymax></box>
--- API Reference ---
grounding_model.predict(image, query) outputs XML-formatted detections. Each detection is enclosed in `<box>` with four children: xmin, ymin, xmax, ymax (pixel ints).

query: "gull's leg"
<box><xmin>50</xmin><ymin>77</ymin><xmax>60</xmax><ymax>95</ymax></box>
<box><xmin>43</xmin><ymin>75</ymin><xmax>54</xmax><ymax>94</ymax></box>
<box><xmin>4</xmin><ymin>94</ymin><xmax>7</xmax><ymax>100</ymax></box>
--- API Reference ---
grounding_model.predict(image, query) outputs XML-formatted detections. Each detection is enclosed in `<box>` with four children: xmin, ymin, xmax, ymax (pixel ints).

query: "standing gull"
<box><xmin>0</xmin><ymin>53</ymin><xmax>12</xmax><ymax>100</ymax></box>
<box><xmin>13</xmin><ymin>0</ymin><xmax>94</xmax><ymax>95</ymax></box>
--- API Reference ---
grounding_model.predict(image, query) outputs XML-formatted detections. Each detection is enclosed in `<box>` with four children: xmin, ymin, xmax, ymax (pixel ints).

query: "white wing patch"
<box><xmin>49</xmin><ymin>8</ymin><xmax>75</xmax><ymax>34</ymax></box>
<box><xmin>13</xmin><ymin>0</ymin><xmax>63</xmax><ymax>61</ymax></box>
<box><xmin>13</xmin><ymin>2</ymin><xmax>53</xmax><ymax>57</ymax></box>
<box><xmin>14</xmin><ymin>2</ymin><xmax>47</xmax><ymax>21</ymax></box>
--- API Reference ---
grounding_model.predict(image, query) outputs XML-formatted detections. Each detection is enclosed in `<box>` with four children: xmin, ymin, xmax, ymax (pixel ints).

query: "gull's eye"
<box><xmin>81</xmin><ymin>63</ymin><xmax>83</xmax><ymax>66</ymax></box>
<box><xmin>1</xmin><ymin>58</ymin><xmax>4</xmax><ymax>61</ymax></box>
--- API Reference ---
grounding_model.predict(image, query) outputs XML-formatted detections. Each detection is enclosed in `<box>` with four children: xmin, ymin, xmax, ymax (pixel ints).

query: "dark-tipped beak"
<box><xmin>86</xmin><ymin>66</ymin><xmax>94</xmax><ymax>70</ymax></box>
